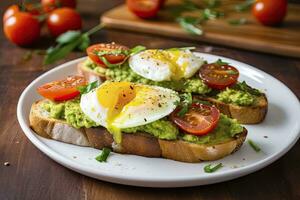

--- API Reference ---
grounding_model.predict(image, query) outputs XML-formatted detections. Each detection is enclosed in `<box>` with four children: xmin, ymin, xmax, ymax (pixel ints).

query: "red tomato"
<box><xmin>3</xmin><ymin>5</ymin><xmax>20</xmax><ymax>22</ymax></box>
<box><xmin>87</xmin><ymin>43</ymin><xmax>129</xmax><ymax>67</ymax></box>
<box><xmin>252</xmin><ymin>0</ymin><xmax>287</xmax><ymax>26</ymax></box>
<box><xmin>37</xmin><ymin>76</ymin><xmax>87</xmax><ymax>101</ymax></box>
<box><xmin>47</xmin><ymin>8</ymin><xmax>82</xmax><ymax>37</ymax></box>
<box><xmin>126</xmin><ymin>0</ymin><xmax>161</xmax><ymax>19</ymax></box>
<box><xmin>4</xmin><ymin>12</ymin><xmax>40</xmax><ymax>46</ymax></box>
<box><xmin>41</xmin><ymin>0</ymin><xmax>77</xmax><ymax>13</ymax></box>
<box><xmin>199</xmin><ymin>62</ymin><xmax>239</xmax><ymax>90</ymax></box>
<box><xmin>171</xmin><ymin>103</ymin><xmax>220</xmax><ymax>135</ymax></box>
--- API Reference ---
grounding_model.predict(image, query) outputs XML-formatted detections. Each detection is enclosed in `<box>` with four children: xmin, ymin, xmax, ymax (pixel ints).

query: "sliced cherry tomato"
<box><xmin>47</xmin><ymin>7</ymin><xmax>82</xmax><ymax>37</ymax></box>
<box><xmin>126</xmin><ymin>0</ymin><xmax>160</xmax><ymax>19</ymax></box>
<box><xmin>4</xmin><ymin>12</ymin><xmax>40</xmax><ymax>46</ymax></box>
<box><xmin>199</xmin><ymin>62</ymin><xmax>239</xmax><ymax>90</ymax></box>
<box><xmin>252</xmin><ymin>0</ymin><xmax>287</xmax><ymax>26</ymax></box>
<box><xmin>3</xmin><ymin>5</ymin><xmax>20</xmax><ymax>23</ymax></box>
<box><xmin>41</xmin><ymin>0</ymin><xmax>77</xmax><ymax>13</ymax></box>
<box><xmin>87</xmin><ymin>43</ymin><xmax>129</xmax><ymax>68</ymax></box>
<box><xmin>37</xmin><ymin>76</ymin><xmax>87</xmax><ymax>101</ymax></box>
<box><xmin>171</xmin><ymin>103</ymin><xmax>220</xmax><ymax>135</ymax></box>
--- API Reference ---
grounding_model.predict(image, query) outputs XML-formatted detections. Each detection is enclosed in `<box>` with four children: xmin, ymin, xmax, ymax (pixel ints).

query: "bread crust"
<box><xmin>29</xmin><ymin>100</ymin><xmax>247</xmax><ymax>163</ymax></box>
<box><xmin>78</xmin><ymin>61</ymin><xmax>268</xmax><ymax>124</ymax></box>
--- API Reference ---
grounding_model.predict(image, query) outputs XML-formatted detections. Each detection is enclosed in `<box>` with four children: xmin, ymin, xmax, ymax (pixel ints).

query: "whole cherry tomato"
<box><xmin>252</xmin><ymin>0</ymin><xmax>287</xmax><ymax>26</ymax></box>
<box><xmin>41</xmin><ymin>0</ymin><xmax>77</xmax><ymax>13</ymax></box>
<box><xmin>126</xmin><ymin>0</ymin><xmax>161</xmax><ymax>19</ymax></box>
<box><xmin>3</xmin><ymin>5</ymin><xmax>20</xmax><ymax>23</ymax></box>
<box><xmin>47</xmin><ymin>8</ymin><xmax>82</xmax><ymax>37</ymax></box>
<box><xmin>4</xmin><ymin>12</ymin><xmax>40</xmax><ymax>46</ymax></box>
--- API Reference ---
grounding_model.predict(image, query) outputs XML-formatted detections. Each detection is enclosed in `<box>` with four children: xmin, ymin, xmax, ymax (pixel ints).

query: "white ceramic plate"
<box><xmin>17</xmin><ymin>54</ymin><xmax>300</xmax><ymax>187</ymax></box>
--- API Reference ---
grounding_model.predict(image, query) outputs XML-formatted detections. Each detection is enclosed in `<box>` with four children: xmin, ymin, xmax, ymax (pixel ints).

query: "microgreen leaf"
<box><xmin>177</xmin><ymin>93</ymin><xmax>193</xmax><ymax>117</ymax></box>
<box><xmin>56</xmin><ymin>30</ymin><xmax>81</xmax><ymax>44</ymax></box>
<box><xmin>232</xmin><ymin>81</ymin><xmax>261</xmax><ymax>96</ymax></box>
<box><xmin>77</xmin><ymin>80</ymin><xmax>99</xmax><ymax>94</ymax></box>
<box><xmin>177</xmin><ymin>17</ymin><xmax>203</xmax><ymax>35</ymax></box>
<box><xmin>235</xmin><ymin>0</ymin><xmax>255</xmax><ymax>12</ymax></box>
<box><xmin>204</xmin><ymin>163</ymin><xmax>223</xmax><ymax>173</ymax></box>
<box><xmin>202</xmin><ymin>8</ymin><xmax>224</xmax><ymax>20</ymax></box>
<box><xmin>248</xmin><ymin>139</ymin><xmax>261</xmax><ymax>152</ymax></box>
<box><xmin>99</xmin><ymin>57</ymin><xmax>123</xmax><ymax>68</ymax></box>
<box><xmin>228</xmin><ymin>18</ymin><xmax>247</xmax><ymax>26</ymax></box>
<box><xmin>95</xmin><ymin>148</ymin><xmax>111</xmax><ymax>162</ymax></box>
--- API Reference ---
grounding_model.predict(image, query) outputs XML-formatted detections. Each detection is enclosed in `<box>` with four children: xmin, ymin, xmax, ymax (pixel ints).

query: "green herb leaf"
<box><xmin>100</xmin><ymin>57</ymin><xmax>123</xmax><ymax>68</ymax></box>
<box><xmin>95</xmin><ymin>147</ymin><xmax>111</xmax><ymax>162</ymax></box>
<box><xmin>228</xmin><ymin>18</ymin><xmax>247</xmax><ymax>26</ymax></box>
<box><xmin>177</xmin><ymin>93</ymin><xmax>193</xmax><ymax>117</ymax></box>
<box><xmin>44</xmin><ymin>39</ymin><xmax>82</xmax><ymax>65</ymax></box>
<box><xmin>77</xmin><ymin>80</ymin><xmax>99</xmax><ymax>94</ymax></box>
<box><xmin>177</xmin><ymin>17</ymin><xmax>203</xmax><ymax>35</ymax></box>
<box><xmin>235</xmin><ymin>0</ymin><xmax>255</xmax><ymax>12</ymax></box>
<box><xmin>56</xmin><ymin>31</ymin><xmax>81</xmax><ymax>44</ymax></box>
<box><xmin>226</xmin><ymin>70</ymin><xmax>239</xmax><ymax>75</ymax></box>
<box><xmin>129</xmin><ymin>45</ymin><xmax>146</xmax><ymax>55</ymax></box>
<box><xmin>202</xmin><ymin>8</ymin><xmax>224</xmax><ymax>20</ymax></box>
<box><xmin>204</xmin><ymin>163</ymin><xmax>223</xmax><ymax>173</ymax></box>
<box><xmin>77</xmin><ymin>34</ymin><xmax>91</xmax><ymax>51</ymax></box>
<box><xmin>248</xmin><ymin>139</ymin><xmax>261</xmax><ymax>152</ymax></box>
<box><xmin>215</xmin><ymin>59</ymin><xmax>229</xmax><ymax>65</ymax></box>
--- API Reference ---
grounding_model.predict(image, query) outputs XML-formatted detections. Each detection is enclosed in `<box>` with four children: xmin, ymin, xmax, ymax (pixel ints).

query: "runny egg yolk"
<box><xmin>146</xmin><ymin>49</ymin><xmax>188</xmax><ymax>80</ymax></box>
<box><xmin>96</xmin><ymin>82</ymin><xmax>136</xmax><ymax>143</ymax></box>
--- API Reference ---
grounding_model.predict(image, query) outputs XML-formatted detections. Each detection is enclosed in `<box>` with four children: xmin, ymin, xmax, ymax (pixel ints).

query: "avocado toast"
<box><xmin>78</xmin><ymin>43</ymin><xmax>267</xmax><ymax>124</ymax></box>
<box><xmin>30</xmin><ymin>77</ymin><xmax>247</xmax><ymax>163</ymax></box>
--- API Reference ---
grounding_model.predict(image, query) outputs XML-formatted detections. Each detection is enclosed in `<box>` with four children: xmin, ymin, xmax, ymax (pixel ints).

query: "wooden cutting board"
<box><xmin>101</xmin><ymin>1</ymin><xmax>300</xmax><ymax>58</ymax></box>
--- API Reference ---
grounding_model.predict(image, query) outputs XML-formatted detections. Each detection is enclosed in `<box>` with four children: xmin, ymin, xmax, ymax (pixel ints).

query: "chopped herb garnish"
<box><xmin>228</xmin><ymin>18</ymin><xmax>247</xmax><ymax>26</ymax></box>
<box><xmin>248</xmin><ymin>139</ymin><xmax>261</xmax><ymax>152</ymax></box>
<box><xmin>95</xmin><ymin>147</ymin><xmax>111</xmax><ymax>162</ymax></box>
<box><xmin>129</xmin><ymin>45</ymin><xmax>146</xmax><ymax>55</ymax></box>
<box><xmin>202</xmin><ymin>8</ymin><xmax>224</xmax><ymax>20</ymax></box>
<box><xmin>77</xmin><ymin>81</ymin><xmax>99</xmax><ymax>94</ymax></box>
<box><xmin>99</xmin><ymin>56</ymin><xmax>123</xmax><ymax>68</ymax></box>
<box><xmin>234</xmin><ymin>0</ymin><xmax>255</xmax><ymax>12</ymax></box>
<box><xmin>215</xmin><ymin>59</ymin><xmax>229</xmax><ymax>65</ymax></box>
<box><xmin>177</xmin><ymin>93</ymin><xmax>193</xmax><ymax>117</ymax></box>
<box><xmin>177</xmin><ymin>16</ymin><xmax>203</xmax><ymax>35</ymax></box>
<box><xmin>226</xmin><ymin>70</ymin><xmax>239</xmax><ymax>75</ymax></box>
<box><xmin>204</xmin><ymin>163</ymin><xmax>223</xmax><ymax>173</ymax></box>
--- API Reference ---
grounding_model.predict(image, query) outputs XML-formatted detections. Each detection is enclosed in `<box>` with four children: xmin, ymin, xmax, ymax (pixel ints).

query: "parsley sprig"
<box><xmin>77</xmin><ymin>81</ymin><xmax>99</xmax><ymax>95</ymax></box>
<box><xmin>44</xmin><ymin>23</ymin><xmax>104</xmax><ymax>65</ymax></box>
<box><xmin>95</xmin><ymin>148</ymin><xmax>111</xmax><ymax>162</ymax></box>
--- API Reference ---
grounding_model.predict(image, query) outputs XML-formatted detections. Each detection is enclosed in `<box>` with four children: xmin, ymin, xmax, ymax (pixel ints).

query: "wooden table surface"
<box><xmin>0</xmin><ymin>1</ymin><xmax>299</xmax><ymax>199</ymax></box>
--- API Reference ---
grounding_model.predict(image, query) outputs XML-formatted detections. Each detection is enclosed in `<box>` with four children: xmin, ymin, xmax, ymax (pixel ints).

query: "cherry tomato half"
<box><xmin>126</xmin><ymin>0</ymin><xmax>161</xmax><ymax>19</ymax></box>
<box><xmin>41</xmin><ymin>0</ymin><xmax>77</xmax><ymax>13</ymax></box>
<box><xmin>47</xmin><ymin>7</ymin><xmax>82</xmax><ymax>37</ymax></box>
<box><xmin>37</xmin><ymin>76</ymin><xmax>87</xmax><ymax>101</ymax></box>
<box><xmin>252</xmin><ymin>0</ymin><xmax>287</xmax><ymax>26</ymax></box>
<box><xmin>171</xmin><ymin>103</ymin><xmax>220</xmax><ymax>135</ymax></box>
<box><xmin>199</xmin><ymin>62</ymin><xmax>239</xmax><ymax>90</ymax></box>
<box><xmin>87</xmin><ymin>43</ymin><xmax>129</xmax><ymax>68</ymax></box>
<box><xmin>4</xmin><ymin>12</ymin><xmax>40</xmax><ymax>46</ymax></box>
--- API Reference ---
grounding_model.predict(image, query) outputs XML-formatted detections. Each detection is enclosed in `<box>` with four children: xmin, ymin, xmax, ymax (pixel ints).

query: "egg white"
<box><xmin>128</xmin><ymin>49</ymin><xmax>204</xmax><ymax>82</ymax></box>
<box><xmin>80</xmin><ymin>82</ymin><xmax>179</xmax><ymax>129</ymax></box>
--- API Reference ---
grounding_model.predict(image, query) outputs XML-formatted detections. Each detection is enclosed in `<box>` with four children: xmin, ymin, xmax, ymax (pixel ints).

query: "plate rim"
<box><xmin>17</xmin><ymin>54</ymin><xmax>300</xmax><ymax>187</ymax></box>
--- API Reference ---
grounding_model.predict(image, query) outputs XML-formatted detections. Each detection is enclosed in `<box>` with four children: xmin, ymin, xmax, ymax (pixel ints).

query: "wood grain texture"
<box><xmin>0</xmin><ymin>0</ymin><xmax>299</xmax><ymax>200</ymax></box>
<box><xmin>101</xmin><ymin>1</ymin><xmax>300</xmax><ymax>58</ymax></box>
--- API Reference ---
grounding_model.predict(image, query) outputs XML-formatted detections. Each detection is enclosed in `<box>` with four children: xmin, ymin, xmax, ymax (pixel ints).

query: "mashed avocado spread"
<box><xmin>40</xmin><ymin>100</ymin><xmax>243</xmax><ymax>144</ymax></box>
<box><xmin>216</xmin><ymin>88</ymin><xmax>255</xmax><ymax>106</ymax></box>
<box><xmin>83</xmin><ymin>59</ymin><xmax>211</xmax><ymax>95</ymax></box>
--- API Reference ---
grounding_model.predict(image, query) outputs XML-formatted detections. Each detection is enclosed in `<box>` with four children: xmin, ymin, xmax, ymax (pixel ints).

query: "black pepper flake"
<box><xmin>264</xmin><ymin>136</ymin><xmax>268</xmax><ymax>138</ymax></box>
<box><xmin>242</xmin><ymin>158</ymin><xmax>246</xmax><ymax>160</ymax></box>
<box><xmin>123</xmin><ymin>94</ymin><xmax>126</xmax><ymax>97</ymax></box>
<box><xmin>158</xmin><ymin>103</ymin><xmax>162</xmax><ymax>107</ymax></box>
<box><xmin>144</xmin><ymin>118</ymin><xmax>147</xmax><ymax>122</ymax></box>
<box><xmin>130</xmin><ymin>85</ymin><xmax>134</xmax><ymax>90</ymax></box>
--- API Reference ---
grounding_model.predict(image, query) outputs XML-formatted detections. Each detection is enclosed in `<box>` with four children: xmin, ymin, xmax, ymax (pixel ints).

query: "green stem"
<box><xmin>85</xmin><ymin>23</ymin><xmax>105</xmax><ymax>36</ymax></box>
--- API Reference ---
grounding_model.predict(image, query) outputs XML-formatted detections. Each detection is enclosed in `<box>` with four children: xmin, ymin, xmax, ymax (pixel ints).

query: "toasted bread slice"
<box><xmin>199</xmin><ymin>95</ymin><xmax>268</xmax><ymax>124</ymax></box>
<box><xmin>29</xmin><ymin>99</ymin><xmax>247</xmax><ymax>163</ymax></box>
<box><xmin>77</xmin><ymin>61</ymin><xmax>267</xmax><ymax>124</ymax></box>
